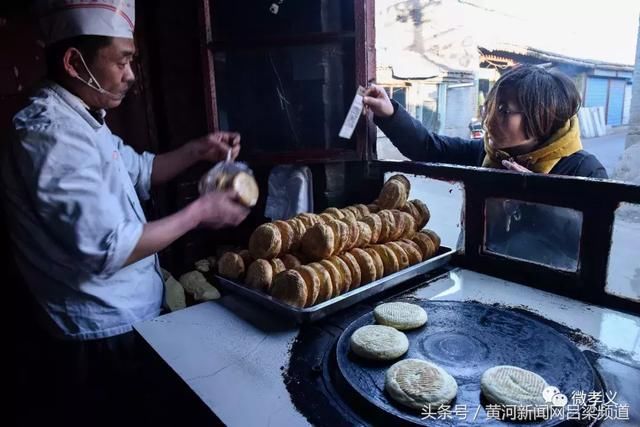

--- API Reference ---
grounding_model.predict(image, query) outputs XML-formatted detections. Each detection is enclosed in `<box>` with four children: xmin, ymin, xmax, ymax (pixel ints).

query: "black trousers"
<box><xmin>11</xmin><ymin>321</ymin><xmax>221</xmax><ymax>427</ymax></box>
<box><xmin>13</xmin><ymin>328</ymin><xmax>152</xmax><ymax>426</ymax></box>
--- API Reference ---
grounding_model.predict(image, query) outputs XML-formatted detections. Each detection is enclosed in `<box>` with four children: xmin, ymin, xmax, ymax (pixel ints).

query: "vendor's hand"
<box><xmin>194</xmin><ymin>190</ymin><xmax>249</xmax><ymax>229</ymax></box>
<box><xmin>189</xmin><ymin>131</ymin><xmax>241</xmax><ymax>163</ymax></box>
<box><xmin>502</xmin><ymin>159</ymin><xmax>532</xmax><ymax>173</ymax></box>
<box><xmin>363</xmin><ymin>84</ymin><xmax>394</xmax><ymax>118</ymax></box>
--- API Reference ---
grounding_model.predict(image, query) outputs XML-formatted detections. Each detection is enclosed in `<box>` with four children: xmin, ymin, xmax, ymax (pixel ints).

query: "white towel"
<box><xmin>264</xmin><ymin>165</ymin><xmax>313</xmax><ymax>220</ymax></box>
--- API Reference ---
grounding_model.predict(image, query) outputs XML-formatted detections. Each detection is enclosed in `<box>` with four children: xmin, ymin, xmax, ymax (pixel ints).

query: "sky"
<box><xmin>377</xmin><ymin>0</ymin><xmax>640</xmax><ymax>65</ymax></box>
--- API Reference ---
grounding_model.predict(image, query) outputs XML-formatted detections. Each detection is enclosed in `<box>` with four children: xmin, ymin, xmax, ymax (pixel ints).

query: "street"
<box><xmin>581</xmin><ymin>128</ymin><xmax>628</xmax><ymax>177</ymax></box>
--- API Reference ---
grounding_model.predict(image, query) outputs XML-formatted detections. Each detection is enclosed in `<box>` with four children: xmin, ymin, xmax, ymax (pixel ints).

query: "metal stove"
<box><xmin>135</xmin><ymin>161</ymin><xmax>640</xmax><ymax>426</ymax></box>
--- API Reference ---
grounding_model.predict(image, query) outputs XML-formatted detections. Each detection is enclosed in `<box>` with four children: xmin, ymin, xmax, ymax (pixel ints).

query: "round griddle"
<box><xmin>336</xmin><ymin>301</ymin><xmax>595</xmax><ymax>426</ymax></box>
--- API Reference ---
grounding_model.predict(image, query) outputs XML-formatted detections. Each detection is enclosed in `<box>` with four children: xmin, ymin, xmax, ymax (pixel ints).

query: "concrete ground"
<box><xmin>582</xmin><ymin>127</ymin><xmax>628</xmax><ymax>177</ymax></box>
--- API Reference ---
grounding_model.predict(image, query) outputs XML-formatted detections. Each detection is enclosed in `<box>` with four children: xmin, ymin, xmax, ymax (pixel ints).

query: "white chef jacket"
<box><xmin>1</xmin><ymin>81</ymin><xmax>163</xmax><ymax>340</ymax></box>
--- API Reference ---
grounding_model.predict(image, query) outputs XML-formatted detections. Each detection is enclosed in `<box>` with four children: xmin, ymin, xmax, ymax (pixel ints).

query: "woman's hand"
<box><xmin>189</xmin><ymin>131</ymin><xmax>241</xmax><ymax>163</ymax></box>
<box><xmin>502</xmin><ymin>159</ymin><xmax>532</xmax><ymax>173</ymax></box>
<box><xmin>363</xmin><ymin>85</ymin><xmax>394</xmax><ymax>118</ymax></box>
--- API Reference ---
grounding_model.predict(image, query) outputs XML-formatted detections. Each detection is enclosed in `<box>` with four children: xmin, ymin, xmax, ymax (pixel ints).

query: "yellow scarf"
<box><xmin>482</xmin><ymin>116</ymin><xmax>582</xmax><ymax>174</ymax></box>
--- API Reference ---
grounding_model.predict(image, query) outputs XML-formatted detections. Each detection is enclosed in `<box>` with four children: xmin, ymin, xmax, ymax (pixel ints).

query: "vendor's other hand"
<box><xmin>502</xmin><ymin>159</ymin><xmax>532</xmax><ymax>173</ymax></box>
<box><xmin>189</xmin><ymin>131</ymin><xmax>241</xmax><ymax>163</ymax></box>
<box><xmin>363</xmin><ymin>85</ymin><xmax>394</xmax><ymax>118</ymax></box>
<box><xmin>195</xmin><ymin>190</ymin><xmax>249</xmax><ymax>229</ymax></box>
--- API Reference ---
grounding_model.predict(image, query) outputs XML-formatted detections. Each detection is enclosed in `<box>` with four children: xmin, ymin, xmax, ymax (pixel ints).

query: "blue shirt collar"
<box><xmin>46</xmin><ymin>80</ymin><xmax>107</xmax><ymax>130</ymax></box>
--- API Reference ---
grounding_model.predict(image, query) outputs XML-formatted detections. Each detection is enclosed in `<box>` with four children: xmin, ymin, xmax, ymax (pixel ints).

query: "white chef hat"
<box><xmin>38</xmin><ymin>0</ymin><xmax>135</xmax><ymax>45</ymax></box>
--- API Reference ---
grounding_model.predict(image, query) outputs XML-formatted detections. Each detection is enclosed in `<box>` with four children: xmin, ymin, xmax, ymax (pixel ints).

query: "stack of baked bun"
<box><xmin>217</xmin><ymin>174</ymin><xmax>442</xmax><ymax>308</ymax></box>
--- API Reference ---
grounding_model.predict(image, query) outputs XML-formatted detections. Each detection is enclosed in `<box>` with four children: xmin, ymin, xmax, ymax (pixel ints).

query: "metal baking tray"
<box><xmin>213</xmin><ymin>246</ymin><xmax>456</xmax><ymax>323</ymax></box>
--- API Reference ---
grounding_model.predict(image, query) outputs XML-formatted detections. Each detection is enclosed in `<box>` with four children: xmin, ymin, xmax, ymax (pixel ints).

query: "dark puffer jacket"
<box><xmin>375</xmin><ymin>100</ymin><xmax>608</xmax><ymax>178</ymax></box>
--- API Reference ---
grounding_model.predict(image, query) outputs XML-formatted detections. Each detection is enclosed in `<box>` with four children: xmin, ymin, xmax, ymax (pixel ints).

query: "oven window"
<box><xmin>384</xmin><ymin>172</ymin><xmax>465</xmax><ymax>250</ymax></box>
<box><xmin>606</xmin><ymin>202</ymin><xmax>640</xmax><ymax>302</ymax></box>
<box><xmin>205</xmin><ymin>0</ymin><xmax>369</xmax><ymax>162</ymax></box>
<box><xmin>213</xmin><ymin>43</ymin><xmax>355</xmax><ymax>154</ymax></box>
<box><xmin>484</xmin><ymin>199</ymin><xmax>582</xmax><ymax>271</ymax></box>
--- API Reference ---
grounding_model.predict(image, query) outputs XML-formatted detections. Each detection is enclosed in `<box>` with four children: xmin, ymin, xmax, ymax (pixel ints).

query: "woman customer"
<box><xmin>364</xmin><ymin>65</ymin><xmax>605</xmax><ymax>268</ymax></box>
<box><xmin>364</xmin><ymin>64</ymin><xmax>607</xmax><ymax>178</ymax></box>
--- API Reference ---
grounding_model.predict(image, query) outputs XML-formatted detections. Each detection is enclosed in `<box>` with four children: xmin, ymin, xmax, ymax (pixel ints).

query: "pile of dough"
<box><xmin>161</xmin><ymin>268</ymin><xmax>186</xmax><ymax>312</ymax></box>
<box><xmin>194</xmin><ymin>259</ymin><xmax>211</xmax><ymax>273</ymax></box>
<box><xmin>179</xmin><ymin>271</ymin><xmax>221</xmax><ymax>301</ymax></box>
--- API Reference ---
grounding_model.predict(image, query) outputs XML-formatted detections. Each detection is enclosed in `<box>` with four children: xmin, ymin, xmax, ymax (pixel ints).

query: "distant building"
<box><xmin>375</xmin><ymin>0</ymin><xmax>480</xmax><ymax>142</ymax></box>
<box><xmin>479</xmin><ymin>44</ymin><xmax>634</xmax><ymax>127</ymax></box>
<box><xmin>374</xmin><ymin>0</ymin><xmax>635</xmax><ymax>157</ymax></box>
